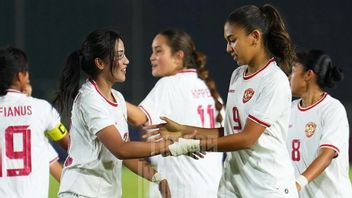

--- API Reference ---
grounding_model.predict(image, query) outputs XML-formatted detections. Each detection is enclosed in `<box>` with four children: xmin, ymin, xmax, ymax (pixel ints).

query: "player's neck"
<box><xmin>8</xmin><ymin>84</ymin><xmax>21</xmax><ymax>92</ymax></box>
<box><xmin>300</xmin><ymin>90</ymin><xmax>325</xmax><ymax>107</ymax></box>
<box><xmin>92</xmin><ymin>77</ymin><xmax>115</xmax><ymax>101</ymax></box>
<box><xmin>247</xmin><ymin>53</ymin><xmax>271</xmax><ymax>75</ymax></box>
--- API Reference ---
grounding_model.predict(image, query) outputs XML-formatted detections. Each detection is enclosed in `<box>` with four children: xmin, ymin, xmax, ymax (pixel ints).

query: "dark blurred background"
<box><xmin>1</xmin><ymin>0</ymin><xmax>351</xmax><ymax>161</ymax></box>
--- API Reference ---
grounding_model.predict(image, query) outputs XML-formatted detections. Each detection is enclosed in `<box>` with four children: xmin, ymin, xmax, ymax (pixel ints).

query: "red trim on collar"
<box><xmin>298</xmin><ymin>93</ymin><xmax>327</xmax><ymax>112</ymax></box>
<box><xmin>6</xmin><ymin>89</ymin><xmax>22</xmax><ymax>93</ymax></box>
<box><xmin>243</xmin><ymin>57</ymin><xmax>275</xmax><ymax>80</ymax></box>
<box><xmin>178</xmin><ymin>68</ymin><xmax>197</xmax><ymax>73</ymax></box>
<box><xmin>5</xmin><ymin>89</ymin><xmax>26</xmax><ymax>96</ymax></box>
<box><xmin>88</xmin><ymin>79</ymin><xmax>118</xmax><ymax>107</ymax></box>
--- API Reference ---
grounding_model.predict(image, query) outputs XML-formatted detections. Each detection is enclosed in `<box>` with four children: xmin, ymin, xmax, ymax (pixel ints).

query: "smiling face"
<box><xmin>149</xmin><ymin>34</ymin><xmax>182</xmax><ymax>77</ymax></box>
<box><xmin>224</xmin><ymin>22</ymin><xmax>259</xmax><ymax>66</ymax></box>
<box><xmin>112</xmin><ymin>39</ymin><xmax>129</xmax><ymax>82</ymax></box>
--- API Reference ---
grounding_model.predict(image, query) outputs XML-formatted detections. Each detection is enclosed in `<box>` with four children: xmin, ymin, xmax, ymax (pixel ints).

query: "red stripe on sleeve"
<box><xmin>139</xmin><ymin>105</ymin><xmax>152</xmax><ymax>125</ymax></box>
<box><xmin>248</xmin><ymin>114</ymin><xmax>271</xmax><ymax>128</ymax></box>
<box><xmin>50</xmin><ymin>156</ymin><xmax>59</xmax><ymax>164</ymax></box>
<box><xmin>320</xmin><ymin>144</ymin><xmax>340</xmax><ymax>154</ymax></box>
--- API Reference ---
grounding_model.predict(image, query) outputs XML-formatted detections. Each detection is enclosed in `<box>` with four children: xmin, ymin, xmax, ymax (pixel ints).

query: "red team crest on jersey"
<box><xmin>305</xmin><ymin>122</ymin><xmax>316</xmax><ymax>137</ymax></box>
<box><xmin>242</xmin><ymin>88</ymin><xmax>255</xmax><ymax>103</ymax></box>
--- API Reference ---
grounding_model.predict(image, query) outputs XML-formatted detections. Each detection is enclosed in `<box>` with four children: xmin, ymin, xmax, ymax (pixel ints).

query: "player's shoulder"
<box><xmin>78</xmin><ymin>81</ymin><xmax>100</xmax><ymax>100</ymax></box>
<box><xmin>263</xmin><ymin>61</ymin><xmax>287</xmax><ymax>80</ymax></box>
<box><xmin>322</xmin><ymin>94</ymin><xmax>346</xmax><ymax>111</ymax></box>
<box><xmin>112</xmin><ymin>89</ymin><xmax>125</xmax><ymax>102</ymax></box>
<box><xmin>229</xmin><ymin>65</ymin><xmax>246</xmax><ymax>83</ymax></box>
<box><xmin>232</xmin><ymin>65</ymin><xmax>246</xmax><ymax>75</ymax></box>
<box><xmin>28</xmin><ymin>96</ymin><xmax>53</xmax><ymax>109</ymax></box>
<box><xmin>153</xmin><ymin>76</ymin><xmax>179</xmax><ymax>90</ymax></box>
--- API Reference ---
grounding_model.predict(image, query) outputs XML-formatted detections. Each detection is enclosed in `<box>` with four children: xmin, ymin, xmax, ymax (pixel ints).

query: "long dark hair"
<box><xmin>296</xmin><ymin>49</ymin><xmax>343</xmax><ymax>90</ymax></box>
<box><xmin>0</xmin><ymin>46</ymin><xmax>28</xmax><ymax>96</ymax></box>
<box><xmin>52</xmin><ymin>29</ymin><xmax>123</xmax><ymax>115</ymax></box>
<box><xmin>159</xmin><ymin>29</ymin><xmax>223</xmax><ymax>124</ymax></box>
<box><xmin>226</xmin><ymin>4</ymin><xmax>295</xmax><ymax>75</ymax></box>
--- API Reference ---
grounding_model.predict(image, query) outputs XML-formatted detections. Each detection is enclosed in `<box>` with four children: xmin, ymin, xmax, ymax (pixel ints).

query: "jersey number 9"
<box><xmin>0</xmin><ymin>125</ymin><xmax>31</xmax><ymax>177</ymax></box>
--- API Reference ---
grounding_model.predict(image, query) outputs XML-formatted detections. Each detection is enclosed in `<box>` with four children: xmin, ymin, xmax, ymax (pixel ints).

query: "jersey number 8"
<box><xmin>291</xmin><ymin>139</ymin><xmax>301</xmax><ymax>161</ymax></box>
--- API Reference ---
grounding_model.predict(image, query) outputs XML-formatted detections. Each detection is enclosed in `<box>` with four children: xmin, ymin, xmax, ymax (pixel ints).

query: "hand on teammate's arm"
<box><xmin>144</xmin><ymin>117</ymin><xmax>265</xmax><ymax>156</ymax></box>
<box><xmin>295</xmin><ymin>148</ymin><xmax>336</xmax><ymax>191</ymax></box>
<box><xmin>142</xmin><ymin>116</ymin><xmax>222</xmax><ymax>142</ymax></box>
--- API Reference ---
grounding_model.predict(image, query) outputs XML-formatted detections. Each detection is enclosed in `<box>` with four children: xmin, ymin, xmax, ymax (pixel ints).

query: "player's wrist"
<box><xmin>296</xmin><ymin>174</ymin><xmax>308</xmax><ymax>190</ymax></box>
<box><xmin>168</xmin><ymin>138</ymin><xmax>200</xmax><ymax>156</ymax></box>
<box><xmin>151</xmin><ymin>172</ymin><xmax>165</xmax><ymax>184</ymax></box>
<box><xmin>182</xmin><ymin>125</ymin><xmax>195</xmax><ymax>136</ymax></box>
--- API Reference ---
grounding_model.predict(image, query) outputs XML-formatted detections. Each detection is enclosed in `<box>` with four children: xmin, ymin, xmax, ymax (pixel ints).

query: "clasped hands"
<box><xmin>143</xmin><ymin>117</ymin><xmax>206</xmax><ymax>159</ymax></box>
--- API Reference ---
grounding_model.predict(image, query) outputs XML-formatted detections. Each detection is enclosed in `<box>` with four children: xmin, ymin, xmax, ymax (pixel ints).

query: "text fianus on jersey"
<box><xmin>0</xmin><ymin>105</ymin><xmax>32</xmax><ymax>117</ymax></box>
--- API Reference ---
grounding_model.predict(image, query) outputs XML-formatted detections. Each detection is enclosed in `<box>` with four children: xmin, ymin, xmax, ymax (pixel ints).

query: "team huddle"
<box><xmin>1</xmin><ymin>3</ymin><xmax>351</xmax><ymax>198</ymax></box>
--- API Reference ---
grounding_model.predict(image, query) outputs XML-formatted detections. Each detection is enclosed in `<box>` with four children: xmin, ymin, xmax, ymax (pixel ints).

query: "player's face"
<box><xmin>150</xmin><ymin>34</ymin><xmax>181</xmax><ymax>77</ymax></box>
<box><xmin>18</xmin><ymin>71</ymin><xmax>30</xmax><ymax>93</ymax></box>
<box><xmin>112</xmin><ymin>39</ymin><xmax>129</xmax><ymax>82</ymax></box>
<box><xmin>224</xmin><ymin>22</ymin><xmax>257</xmax><ymax>66</ymax></box>
<box><xmin>289</xmin><ymin>62</ymin><xmax>307</xmax><ymax>97</ymax></box>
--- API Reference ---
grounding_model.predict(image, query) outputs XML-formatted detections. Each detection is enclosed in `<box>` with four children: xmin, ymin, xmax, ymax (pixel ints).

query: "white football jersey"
<box><xmin>287</xmin><ymin>93</ymin><xmax>352</xmax><ymax>198</ymax></box>
<box><xmin>218</xmin><ymin>59</ymin><xmax>298</xmax><ymax>198</ymax></box>
<box><xmin>59</xmin><ymin>80</ymin><xmax>129</xmax><ymax>198</ymax></box>
<box><xmin>0</xmin><ymin>89</ymin><xmax>61</xmax><ymax>198</ymax></box>
<box><xmin>140</xmin><ymin>69</ymin><xmax>223</xmax><ymax>198</ymax></box>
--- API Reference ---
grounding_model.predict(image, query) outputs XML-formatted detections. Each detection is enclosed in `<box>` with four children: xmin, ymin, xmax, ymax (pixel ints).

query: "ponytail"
<box><xmin>260</xmin><ymin>4</ymin><xmax>295</xmax><ymax>75</ymax></box>
<box><xmin>52</xmin><ymin>50</ymin><xmax>82</xmax><ymax>116</ymax></box>
<box><xmin>195</xmin><ymin>52</ymin><xmax>223</xmax><ymax>124</ymax></box>
<box><xmin>227</xmin><ymin>4</ymin><xmax>295</xmax><ymax>75</ymax></box>
<box><xmin>296</xmin><ymin>49</ymin><xmax>343</xmax><ymax>89</ymax></box>
<box><xmin>53</xmin><ymin>29</ymin><xmax>122</xmax><ymax>117</ymax></box>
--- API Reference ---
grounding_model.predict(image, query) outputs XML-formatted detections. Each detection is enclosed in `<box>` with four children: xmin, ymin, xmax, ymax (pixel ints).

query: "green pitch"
<box><xmin>49</xmin><ymin>165</ymin><xmax>352</xmax><ymax>197</ymax></box>
<box><xmin>49</xmin><ymin>166</ymin><xmax>149</xmax><ymax>198</ymax></box>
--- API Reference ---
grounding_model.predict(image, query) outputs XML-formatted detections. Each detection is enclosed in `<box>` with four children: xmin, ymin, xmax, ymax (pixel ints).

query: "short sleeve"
<box><xmin>79</xmin><ymin>94</ymin><xmax>115</xmax><ymax>135</ymax></box>
<box><xmin>139</xmin><ymin>78</ymin><xmax>174</xmax><ymax>125</ymax></box>
<box><xmin>248</xmin><ymin>75</ymin><xmax>291</xmax><ymax>127</ymax></box>
<box><xmin>42</xmin><ymin>101</ymin><xmax>61</xmax><ymax>131</ymax></box>
<box><xmin>319</xmin><ymin>102</ymin><xmax>349</xmax><ymax>156</ymax></box>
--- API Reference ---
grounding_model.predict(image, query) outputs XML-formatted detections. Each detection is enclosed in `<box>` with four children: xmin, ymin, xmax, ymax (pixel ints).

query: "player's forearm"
<box><xmin>126</xmin><ymin>101</ymin><xmax>148</xmax><ymax>126</ymax></box>
<box><xmin>50</xmin><ymin>161</ymin><xmax>63</xmax><ymax>182</ymax></box>
<box><xmin>200</xmin><ymin>132</ymin><xmax>253</xmax><ymax>152</ymax></box>
<box><xmin>113</xmin><ymin>141</ymin><xmax>171</xmax><ymax>160</ymax></box>
<box><xmin>123</xmin><ymin>159</ymin><xmax>156</xmax><ymax>181</ymax></box>
<box><xmin>200</xmin><ymin>119</ymin><xmax>264</xmax><ymax>152</ymax></box>
<box><xmin>301</xmin><ymin>148</ymin><xmax>335</xmax><ymax>182</ymax></box>
<box><xmin>182</xmin><ymin>125</ymin><xmax>223</xmax><ymax>138</ymax></box>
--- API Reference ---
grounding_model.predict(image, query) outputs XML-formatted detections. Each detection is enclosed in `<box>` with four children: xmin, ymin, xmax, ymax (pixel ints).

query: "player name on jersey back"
<box><xmin>191</xmin><ymin>88</ymin><xmax>211</xmax><ymax>98</ymax></box>
<box><xmin>0</xmin><ymin>105</ymin><xmax>32</xmax><ymax>117</ymax></box>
